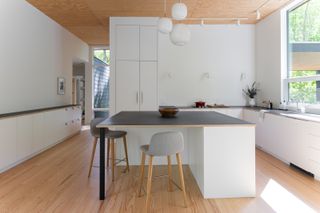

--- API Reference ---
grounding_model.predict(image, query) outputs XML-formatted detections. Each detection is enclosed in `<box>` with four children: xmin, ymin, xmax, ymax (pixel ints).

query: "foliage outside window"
<box><xmin>286</xmin><ymin>0</ymin><xmax>320</xmax><ymax>104</ymax></box>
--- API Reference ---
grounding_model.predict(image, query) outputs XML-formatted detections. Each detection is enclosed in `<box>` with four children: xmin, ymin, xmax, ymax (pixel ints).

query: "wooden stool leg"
<box><xmin>145</xmin><ymin>156</ymin><xmax>153</xmax><ymax>211</ymax></box>
<box><xmin>138</xmin><ymin>152</ymin><xmax>146</xmax><ymax>197</ymax></box>
<box><xmin>111</xmin><ymin>138</ymin><xmax>115</xmax><ymax>181</ymax></box>
<box><xmin>88</xmin><ymin>138</ymin><xmax>98</xmax><ymax>177</ymax></box>
<box><xmin>106</xmin><ymin>138</ymin><xmax>110</xmax><ymax>167</ymax></box>
<box><xmin>123</xmin><ymin>136</ymin><xmax>130</xmax><ymax>172</ymax></box>
<box><xmin>167</xmin><ymin>155</ymin><xmax>173</xmax><ymax>192</ymax></box>
<box><xmin>176</xmin><ymin>153</ymin><xmax>187</xmax><ymax>207</ymax></box>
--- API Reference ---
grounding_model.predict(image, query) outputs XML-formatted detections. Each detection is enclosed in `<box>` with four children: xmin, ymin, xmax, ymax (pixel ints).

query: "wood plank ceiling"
<box><xmin>26</xmin><ymin>0</ymin><xmax>292</xmax><ymax>45</ymax></box>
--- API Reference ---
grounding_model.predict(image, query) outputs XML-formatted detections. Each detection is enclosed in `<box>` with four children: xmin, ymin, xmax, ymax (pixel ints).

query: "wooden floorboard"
<box><xmin>0</xmin><ymin>128</ymin><xmax>320</xmax><ymax>212</ymax></box>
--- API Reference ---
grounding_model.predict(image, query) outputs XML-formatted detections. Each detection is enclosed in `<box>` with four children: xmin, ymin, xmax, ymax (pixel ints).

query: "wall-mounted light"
<box><xmin>202</xmin><ymin>72</ymin><xmax>213</xmax><ymax>80</ymax></box>
<box><xmin>240</xmin><ymin>73</ymin><xmax>247</xmax><ymax>81</ymax></box>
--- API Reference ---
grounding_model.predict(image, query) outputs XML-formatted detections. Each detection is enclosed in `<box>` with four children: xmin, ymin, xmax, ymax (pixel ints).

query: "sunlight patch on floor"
<box><xmin>81</xmin><ymin>125</ymin><xmax>90</xmax><ymax>131</ymax></box>
<box><xmin>261</xmin><ymin>179</ymin><xmax>316</xmax><ymax>213</ymax></box>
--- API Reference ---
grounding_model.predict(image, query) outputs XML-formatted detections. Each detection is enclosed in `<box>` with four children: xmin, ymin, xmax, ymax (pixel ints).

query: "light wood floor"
<box><xmin>1</xmin><ymin>128</ymin><xmax>320</xmax><ymax>213</ymax></box>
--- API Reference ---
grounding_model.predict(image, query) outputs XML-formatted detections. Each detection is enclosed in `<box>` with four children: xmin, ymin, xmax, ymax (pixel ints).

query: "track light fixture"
<box><xmin>256</xmin><ymin>10</ymin><xmax>261</xmax><ymax>20</ymax></box>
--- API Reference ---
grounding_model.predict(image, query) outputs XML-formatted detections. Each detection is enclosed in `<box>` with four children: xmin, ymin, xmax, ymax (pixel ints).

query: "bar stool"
<box><xmin>88</xmin><ymin>118</ymin><xmax>130</xmax><ymax>181</ymax></box>
<box><xmin>138</xmin><ymin>131</ymin><xmax>187</xmax><ymax>210</ymax></box>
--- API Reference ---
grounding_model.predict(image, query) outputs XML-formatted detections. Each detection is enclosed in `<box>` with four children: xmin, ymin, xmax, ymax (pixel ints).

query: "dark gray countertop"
<box><xmin>0</xmin><ymin>104</ymin><xmax>80</xmax><ymax>119</ymax></box>
<box><xmin>97</xmin><ymin>111</ymin><xmax>254</xmax><ymax>128</ymax></box>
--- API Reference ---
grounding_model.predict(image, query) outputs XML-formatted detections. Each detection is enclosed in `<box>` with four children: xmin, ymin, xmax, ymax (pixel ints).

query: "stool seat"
<box><xmin>138</xmin><ymin>131</ymin><xmax>187</xmax><ymax>211</ymax></box>
<box><xmin>140</xmin><ymin>131</ymin><xmax>184</xmax><ymax>156</ymax></box>
<box><xmin>92</xmin><ymin>130</ymin><xmax>127</xmax><ymax>139</ymax></box>
<box><xmin>88</xmin><ymin>118</ymin><xmax>130</xmax><ymax>180</ymax></box>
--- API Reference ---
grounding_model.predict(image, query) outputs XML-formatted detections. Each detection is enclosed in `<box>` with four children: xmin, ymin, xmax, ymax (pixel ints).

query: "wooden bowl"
<box><xmin>159</xmin><ymin>107</ymin><xmax>179</xmax><ymax>118</ymax></box>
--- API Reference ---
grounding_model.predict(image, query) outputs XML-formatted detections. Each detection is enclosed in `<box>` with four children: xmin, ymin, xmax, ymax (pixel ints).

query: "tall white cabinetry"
<box><xmin>110</xmin><ymin>18</ymin><xmax>159</xmax><ymax>114</ymax></box>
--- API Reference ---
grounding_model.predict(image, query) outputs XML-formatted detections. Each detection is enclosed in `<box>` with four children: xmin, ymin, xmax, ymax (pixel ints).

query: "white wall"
<box><xmin>0</xmin><ymin>0</ymin><xmax>89</xmax><ymax>114</ymax></box>
<box><xmin>158</xmin><ymin>25</ymin><xmax>255</xmax><ymax>106</ymax></box>
<box><xmin>255</xmin><ymin>10</ymin><xmax>283</xmax><ymax>107</ymax></box>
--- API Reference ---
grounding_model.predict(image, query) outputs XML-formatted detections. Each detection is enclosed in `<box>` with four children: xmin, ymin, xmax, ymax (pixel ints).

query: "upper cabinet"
<box><xmin>110</xmin><ymin>18</ymin><xmax>159</xmax><ymax>114</ymax></box>
<box><xmin>140</xmin><ymin>25</ymin><xmax>158</xmax><ymax>61</ymax></box>
<box><xmin>116</xmin><ymin>25</ymin><xmax>140</xmax><ymax>61</ymax></box>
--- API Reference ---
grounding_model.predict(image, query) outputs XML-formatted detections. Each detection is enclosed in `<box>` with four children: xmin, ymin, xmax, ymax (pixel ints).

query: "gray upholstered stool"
<box><xmin>88</xmin><ymin>118</ymin><xmax>129</xmax><ymax>181</ymax></box>
<box><xmin>138</xmin><ymin>131</ymin><xmax>187</xmax><ymax>210</ymax></box>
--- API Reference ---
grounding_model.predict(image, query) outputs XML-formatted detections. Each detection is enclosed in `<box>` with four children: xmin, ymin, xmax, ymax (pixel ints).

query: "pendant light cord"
<box><xmin>163</xmin><ymin>0</ymin><xmax>167</xmax><ymax>17</ymax></box>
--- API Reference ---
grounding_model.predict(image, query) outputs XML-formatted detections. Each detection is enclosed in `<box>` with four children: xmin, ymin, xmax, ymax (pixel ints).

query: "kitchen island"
<box><xmin>97</xmin><ymin>111</ymin><xmax>255</xmax><ymax>200</ymax></box>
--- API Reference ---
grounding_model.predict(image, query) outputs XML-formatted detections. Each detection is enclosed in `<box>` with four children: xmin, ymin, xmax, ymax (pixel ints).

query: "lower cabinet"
<box><xmin>243</xmin><ymin>109</ymin><xmax>320</xmax><ymax>178</ymax></box>
<box><xmin>0</xmin><ymin>106</ymin><xmax>81</xmax><ymax>172</ymax></box>
<box><xmin>17</xmin><ymin>114</ymin><xmax>34</xmax><ymax>161</ymax></box>
<box><xmin>0</xmin><ymin>118</ymin><xmax>17</xmax><ymax>169</ymax></box>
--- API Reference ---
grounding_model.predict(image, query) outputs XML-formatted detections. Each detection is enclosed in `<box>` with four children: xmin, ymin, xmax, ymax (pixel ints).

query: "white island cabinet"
<box><xmin>98</xmin><ymin>111</ymin><xmax>256</xmax><ymax>199</ymax></box>
<box><xmin>0</xmin><ymin>106</ymin><xmax>81</xmax><ymax>173</ymax></box>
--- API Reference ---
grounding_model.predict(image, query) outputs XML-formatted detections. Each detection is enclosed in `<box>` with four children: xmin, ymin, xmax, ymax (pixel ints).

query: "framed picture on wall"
<box><xmin>57</xmin><ymin>77</ymin><xmax>65</xmax><ymax>95</ymax></box>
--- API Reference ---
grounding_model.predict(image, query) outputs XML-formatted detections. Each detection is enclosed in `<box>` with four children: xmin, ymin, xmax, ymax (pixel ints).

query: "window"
<box><xmin>286</xmin><ymin>0</ymin><xmax>320</xmax><ymax>105</ymax></box>
<box><xmin>93</xmin><ymin>48</ymin><xmax>110</xmax><ymax>118</ymax></box>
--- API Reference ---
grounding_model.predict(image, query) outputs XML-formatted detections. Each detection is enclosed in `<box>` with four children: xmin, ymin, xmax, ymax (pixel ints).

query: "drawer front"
<box><xmin>308</xmin><ymin>133</ymin><xmax>320</xmax><ymax>150</ymax></box>
<box><xmin>307</xmin><ymin>146</ymin><xmax>320</xmax><ymax>164</ymax></box>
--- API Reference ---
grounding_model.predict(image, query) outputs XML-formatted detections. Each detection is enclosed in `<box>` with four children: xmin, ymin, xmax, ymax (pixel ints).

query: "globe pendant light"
<box><xmin>158</xmin><ymin>17</ymin><xmax>173</xmax><ymax>34</ymax></box>
<box><xmin>158</xmin><ymin>0</ymin><xmax>173</xmax><ymax>34</ymax></box>
<box><xmin>171</xmin><ymin>2</ymin><xmax>187</xmax><ymax>20</ymax></box>
<box><xmin>170</xmin><ymin>24</ymin><xmax>190</xmax><ymax>46</ymax></box>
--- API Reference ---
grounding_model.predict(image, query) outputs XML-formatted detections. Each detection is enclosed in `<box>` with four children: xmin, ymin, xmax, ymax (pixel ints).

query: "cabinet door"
<box><xmin>16</xmin><ymin>115</ymin><xmax>34</xmax><ymax>161</ymax></box>
<box><xmin>32</xmin><ymin>113</ymin><xmax>45</xmax><ymax>153</ymax></box>
<box><xmin>243</xmin><ymin>109</ymin><xmax>263</xmax><ymax>147</ymax></box>
<box><xmin>0</xmin><ymin>118</ymin><xmax>17</xmax><ymax>169</ymax></box>
<box><xmin>116</xmin><ymin>61</ymin><xmax>140</xmax><ymax>112</ymax></box>
<box><xmin>140</xmin><ymin>61</ymin><xmax>158</xmax><ymax>111</ymax></box>
<box><xmin>116</xmin><ymin>25</ymin><xmax>139</xmax><ymax>60</ymax></box>
<box><xmin>140</xmin><ymin>25</ymin><xmax>158</xmax><ymax>61</ymax></box>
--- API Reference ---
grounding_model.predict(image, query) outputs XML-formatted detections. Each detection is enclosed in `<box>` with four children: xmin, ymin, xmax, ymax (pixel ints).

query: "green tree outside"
<box><xmin>288</xmin><ymin>0</ymin><xmax>320</xmax><ymax>103</ymax></box>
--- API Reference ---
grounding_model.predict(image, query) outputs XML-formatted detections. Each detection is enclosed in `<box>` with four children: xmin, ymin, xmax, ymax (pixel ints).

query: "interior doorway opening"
<box><xmin>72</xmin><ymin>62</ymin><xmax>86</xmax><ymax>122</ymax></box>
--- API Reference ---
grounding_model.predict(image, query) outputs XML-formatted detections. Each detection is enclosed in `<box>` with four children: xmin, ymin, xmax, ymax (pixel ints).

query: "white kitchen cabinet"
<box><xmin>0</xmin><ymin>106</ymin><xmax>81</xmax><ymax>173</ymax></box>
<box><xmin>116</xmin><ymin>61</ymin><xmax>140</xmax><ymax>112</ymax></box>
<box><xmin>243</xmin><ymin>109</ymin><xmax>266</xmax><ymax>148</ymax></box>
<box><xmin>116</xmin><ymin>25</ymin><xmax>139</xmax><ymax>61</ymax></box>
<box><xmin>140</xmin><ymin>61</ymin><xmax>158</xmax><ymax>110</ymax></box>
<box><xmin>44</xmin><ymin>109</ymin><xmax>63</xmax><ymax>145</ymax></box>
<box><xmin>32</xmin><ymin>113</ymin><xmax>45</xmax><ymax>153</ymax></box>
<box><xmin>242</xmin><ymin>108</ymin><xmax>320</xmax><ymax>179</ymax></box>
<box><xmin>0</xmin><ymin>118</ymin><xmax>17</xmax><ymax>169</ymax></box>
<box><xmin>111</xmin><ymin>18</ymin><xmax>159</xmax><ymax>115</ymax></box>
<box><xmin>140</xmin><ymin>26</ymin><xmax>158</xmax><ymax>61</ymax></box>
<box><xmin>16</xmin><ymin>115</ymin><xmax>34</xmax><ymax>161</ymax></box>
<box><xmin>303</xmin><ymin>122</ymin><xmax>320</xmax><ymax>177</ymax></box>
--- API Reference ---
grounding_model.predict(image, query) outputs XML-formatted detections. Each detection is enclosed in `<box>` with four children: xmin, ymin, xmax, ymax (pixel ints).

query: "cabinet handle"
<box><xmin>140</xmin><ymin>92</ymin><xmax>143</xmax><ymax>104</ymax></box>
<box><xmin>65</xmin><ymin>122</ymin><xmax>68</xmax><ymax>126</ymax></box>
<box><xmin>136</xmin><ymin>92</ymin><xmax>139</xmax><ymax>104</ymax></box>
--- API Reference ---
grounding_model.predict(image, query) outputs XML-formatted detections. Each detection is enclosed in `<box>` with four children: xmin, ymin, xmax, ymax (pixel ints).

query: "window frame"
<box><xmin>284</xmin><ymin>0</ymin><xmax>320</xmax><ymax>105</ymax></box>
<box><xmin>92</xmin><ymin>46</ymin><xmax>110</xmax><ymax>114</ymax></box>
